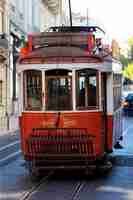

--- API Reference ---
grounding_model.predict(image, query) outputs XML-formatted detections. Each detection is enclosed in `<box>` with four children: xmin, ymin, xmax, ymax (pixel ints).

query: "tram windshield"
<box><xmin>45</xmin><ymin>70</ymin><xmax>72</xmax><ymax>111</ymax></box>
<box><xmin>23</xmin><ymin>69</ymin><xmax>98</xmax><ymax>111</ymax></box>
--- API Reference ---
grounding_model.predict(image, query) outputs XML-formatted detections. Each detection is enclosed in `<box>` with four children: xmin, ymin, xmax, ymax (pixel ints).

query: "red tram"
<box><xmin>17</xmin><ymin>26</ymin><xmax>122</xmax><ymax>175</ymax></box>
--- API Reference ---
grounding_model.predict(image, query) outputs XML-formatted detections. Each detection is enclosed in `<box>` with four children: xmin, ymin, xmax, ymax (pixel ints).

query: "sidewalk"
<box><xmin>0</xmin><ymin>129</ymin><xmax>20</xmax><ymax>148</ymax></box>
<box><xmin>113</xmin><ymin>116</ymin><xmax>133</xmax><ymax>156</ymax></box>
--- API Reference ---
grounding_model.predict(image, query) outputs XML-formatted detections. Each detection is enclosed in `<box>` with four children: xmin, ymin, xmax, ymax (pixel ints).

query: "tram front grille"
<box><xmin>27</xmin><ymin>128</ymin><xmax>96</xmax><ymax>161</ymax></box>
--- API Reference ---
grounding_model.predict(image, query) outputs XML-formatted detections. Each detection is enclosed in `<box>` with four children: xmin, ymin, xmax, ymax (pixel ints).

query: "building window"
<box><xmin>76</xmin><ymin>69</ymin><xmax>98</xmax><ymax>110</ymax></box>
<box><xmin>45</xmin><ymin>69</ymin><xmax>72</xmax><ymax>111</ymax></box>
<box><xmin>0</xmin><ymin>81</ymin><xmax>2</xmax><ymax>104</ymax></box>
<box><xmin>24</xmin><ymin>70</ymin><xmax>42</xmax><ymax>110</ymax></box>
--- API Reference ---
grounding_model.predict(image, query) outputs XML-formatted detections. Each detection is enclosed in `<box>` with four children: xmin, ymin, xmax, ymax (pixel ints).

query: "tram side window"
<box><xmin>76</xmin><ymin>69</ymin><xmax>98</xmax><ymax>109</ymax></box>
<box><xmin>24</xmin><ymin>70</ymin><xmax>42</xmax><ymax>110</ymax></box>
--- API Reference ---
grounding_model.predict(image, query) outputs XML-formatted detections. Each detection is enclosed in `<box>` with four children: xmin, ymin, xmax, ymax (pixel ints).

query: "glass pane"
<box><xmin>77</xmin><ymin>77</ymin><xmax>85</xmax><ymax>107</ymax></box>
<box><xmin>25</xmin><ymin>70</ymin><xmax>42</xmax><ymax>110</ymax></box>
<box><xmin>46</xmin><ymin>76</ymin><xmax>72</xmax><ymax>111</ymax></box>
<box><xmin>87</xmin><ymin>76</ymin><xmax>97</xmax><ymax>106</ymax></box>
<box><xmin>76</xmin><ymin>69</ymin><xmax>98</xmax><ymax>109</ymax></box>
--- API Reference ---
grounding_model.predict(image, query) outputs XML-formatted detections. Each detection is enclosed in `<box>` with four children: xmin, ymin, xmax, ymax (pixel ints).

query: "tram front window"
<box><xmin>24</xmin><ymin>70</ymin><xmax>42</xmax><ymax>110</ymax></box>
<box><xmin>76</xmin><ymin>69</ymin><xmax>98</xmax><ymax>109</ymax></box>
<box><xmin>46</xmin><ymin>70</ymin><xmax>72</xmax><ymax>111</ymax></box>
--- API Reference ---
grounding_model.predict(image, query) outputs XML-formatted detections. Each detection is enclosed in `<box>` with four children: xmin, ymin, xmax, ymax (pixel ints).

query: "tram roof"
<box><xmin>48</xmin><ymin>26</ymin><xmax>105</xmax><ymax>34</ymax></box>
<box><xmin>17</xmin><ymin>26</ymin><xmax>122</xmax><ymax>73</ymax></box>
<box><xmin>18</xmin><ymin>46</ymin><xmax>106</xmax><ymax>64</ymax></box>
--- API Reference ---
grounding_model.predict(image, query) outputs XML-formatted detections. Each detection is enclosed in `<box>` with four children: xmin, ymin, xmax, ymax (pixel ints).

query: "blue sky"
<box><xmin>71</xmin><ymin>0</ymin><xmax>133</xmax><ymax>43</ymax></box>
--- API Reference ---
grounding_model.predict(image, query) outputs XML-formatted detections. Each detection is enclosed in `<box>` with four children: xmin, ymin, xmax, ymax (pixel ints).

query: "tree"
<box><xmin>119</xmin><ymin>54</ymin><xmax>129</xmax><ymax>67</ymax></box>
<box><xmin>123</xmin><ymin>63</ymin><xmax>133</xmax><ymax>80</ymax></box>
<box><xmin>128</xmin><ymin>37</ymin><xmax>133</xmax><ymax>61</ymax></box>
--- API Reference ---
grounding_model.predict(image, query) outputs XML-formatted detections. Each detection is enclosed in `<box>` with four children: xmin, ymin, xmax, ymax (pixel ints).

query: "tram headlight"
<box><xmin>123</xmin><ymin>101</ymin><xmax>129</xmax><ymax>107</ymax></box>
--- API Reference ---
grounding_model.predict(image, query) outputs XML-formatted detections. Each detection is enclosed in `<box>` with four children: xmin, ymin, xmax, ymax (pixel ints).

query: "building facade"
<box><xmin>0</xmin><ymin>0</ymin><xmax>63</xmax><ymax>131</ymax></box>
<box><xmin>0</xmin><ymin>0</ymin><xmax>10</xmax><ymax>131</ymax></box>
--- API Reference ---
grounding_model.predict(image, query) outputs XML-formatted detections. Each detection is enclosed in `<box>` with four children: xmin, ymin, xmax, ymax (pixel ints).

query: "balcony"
<box><xmin>42</xmin><ymin>0</ymin><xmax>60</xmax><ymax>14</ymax></box>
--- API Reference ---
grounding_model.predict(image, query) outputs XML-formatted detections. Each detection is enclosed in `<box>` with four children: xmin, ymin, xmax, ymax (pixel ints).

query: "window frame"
<box><xmin>23</xmin><ymin>69</ymin><xmax>100</xmax><ymax>112</ymax></box>
<box><xmin>45</xmin><ymin>75</ymin><xmax>73</xmax><ymax>111</ymax></box>
<box><xmin>76</xmin><ymin>69</ymin><xmax>99</xmax><ymax>110</ymax></box>
<box><xmin>23</xmin><ymin>70</ymin><xmax>42</xmax><ymax>111</ymax></box>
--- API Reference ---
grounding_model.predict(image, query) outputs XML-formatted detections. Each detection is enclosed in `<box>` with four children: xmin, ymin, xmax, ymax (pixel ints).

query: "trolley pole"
<box><xmin>68</xmin><ymin>0</ymin><xmax>72</xmax><ymax>27</ymax></box>
<box><xmin>12</xmin><ymin>37</ymin><xmax>17</xmax><ymax>101</ymax></box>
<box><xmin>87</xmin><ymin>8</ymin><xmax>89</xmax><ymax>26</ymax></box>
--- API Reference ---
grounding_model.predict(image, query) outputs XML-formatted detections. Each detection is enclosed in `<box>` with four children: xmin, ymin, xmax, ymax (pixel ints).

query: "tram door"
<box><xmin>101</xmin><ymin>73</ymin><xmax>108</xmax><ymax>152</ymax></box>
<box><xmin>45</xmin><ymin>76</ymin><xmax>72</xmax><ymax>111</ymax></box>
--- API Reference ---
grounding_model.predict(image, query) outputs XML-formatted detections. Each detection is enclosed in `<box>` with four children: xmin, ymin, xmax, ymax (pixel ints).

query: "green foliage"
<box><xmin>20</xmin><ymin>35</ymin><xmax>27</xmax><ymax>48</ymax></box>
<box><xmin>128</xmin><ymin>37</ymin><xmax>133</xmax><ymax>46</ymax></box>
<box><xmin>128</xmin><ymin>36</ymin><xmax>133</xmax><ymax>61</ymax></box>
<box><xmin>122</xmin><ymin>63</ymin><xmax>133</xmax><ymax>80</ymax></box>
<box><xmin>119</xmin><ymin>54</ymin><xmax>129</xmax><ymax>66</ymax></box>
<box><xmin>120</xmin><ymin>36</ymin><xmax>133</xmax><ymax>67</ymax></box>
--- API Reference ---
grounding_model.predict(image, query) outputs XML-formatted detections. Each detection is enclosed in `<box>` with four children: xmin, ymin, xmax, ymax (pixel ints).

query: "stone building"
<box><xmin>0</xmin><ymin>0</ymin><xmax>64</xmax><ymax>131</ymax></box>
<box><xmin>8</xmin><ymin>0</ymin><xmax>63</xmax><ymax>131</ymax></box>
<box><xmin>0</xmin><ymin>0</ymin><xmax>10</xmax><ymax>131</ymax></box>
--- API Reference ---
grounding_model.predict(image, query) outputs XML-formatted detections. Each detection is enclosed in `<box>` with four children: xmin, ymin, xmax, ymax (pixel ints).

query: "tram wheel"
<box><xmin>96</xmin><ymin>160</ymin><xmax>112</xmax><ymax>175</ymax></box>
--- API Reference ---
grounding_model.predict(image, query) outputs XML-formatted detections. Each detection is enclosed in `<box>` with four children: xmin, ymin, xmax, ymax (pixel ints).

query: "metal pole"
<box><xmin>87</xmin><ymin>8</ymin><xmax>89</xmax><ymax>26</ymax></box>
<box><xmin>68</xmin><ymin>0</ymin><xmax>72</xmax><ymax>27</ymax></box>
<box><xmin>12</xmin><ymin>36</ymin><xmax>17</xmax><ymax>101</ymax></box>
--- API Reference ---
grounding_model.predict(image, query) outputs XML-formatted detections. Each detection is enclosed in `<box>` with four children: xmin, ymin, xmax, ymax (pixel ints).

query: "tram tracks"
<box><xmin>70</xmin><ymin>181</ymin><xmax>85</xmax><ymax>200</ymax></box>
<box><xmin>20</xmin><ymin>171</ymin><xmax>54</xmax><ymax>200</ymax></box>
<box><xmin>20</xmin><ymin>170</ymin><xmax>85</xmax><ymax>200</ymax></box>
<box><xmin>0</xmin><ymin>140</ymin><xmax>21</xmax><ymax>166</ymax></box>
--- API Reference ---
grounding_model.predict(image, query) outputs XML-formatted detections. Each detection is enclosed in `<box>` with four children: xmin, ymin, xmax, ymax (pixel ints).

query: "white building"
<box><xmin>0</xmin><ymin>0</ymin><xmax>10</xmax><ymax>131</ymax></box>
<box><xmin>9</xmin><ymin>0</ymin><xmax>62</xmax><ymax>34</ymax></box>
<box><xmin>0</xmin><ymin>0</ymin><xmax>64</xmax><ymax>131</ymax></box>
<box><xmin>8</xmin><ymin>0</ymin><xmax>63</xmax><ymax>131</ymax></box>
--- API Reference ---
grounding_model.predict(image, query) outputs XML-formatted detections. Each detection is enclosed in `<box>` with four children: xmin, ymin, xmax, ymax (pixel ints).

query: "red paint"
<box><xmin>28</xmin><ymin>34</ymin><xmax>33</xmax><ymax>52</ymax></box>
<box><xmin>87</xmin><ymin>33</ymin><xmax>95</xmax><ymax>54</ymax></box>
<box><xmin>107</xmin><ymin>115</ymin><xmax>113</xmax><ymax>151</ymax></box>
<box><xmin>20</xmin><ymin>111</ymin><xmax>109</xmax><ymax>158</ymax></box>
